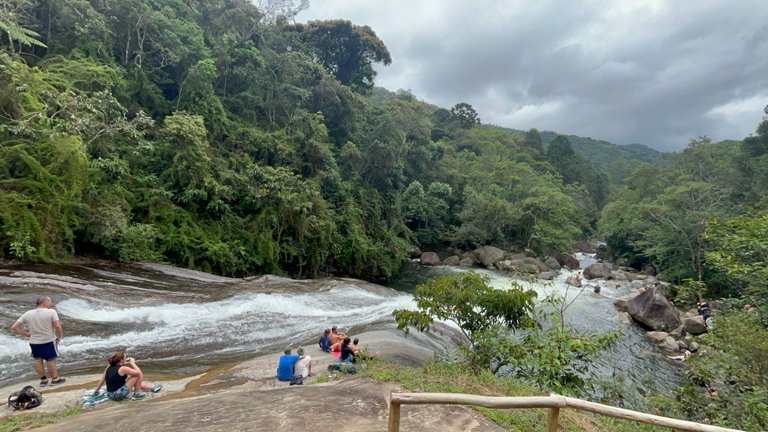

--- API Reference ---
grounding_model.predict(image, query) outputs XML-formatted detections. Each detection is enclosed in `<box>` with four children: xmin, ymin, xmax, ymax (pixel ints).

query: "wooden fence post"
<box><xmin>547</xmin><ymin>407</ymin><xmax>560</xmax><ymax>432</ymax></box>
<box><xmin>388</xmin><ymin>400</ymin><xmax>401</xmax><ymax>432</ymax></box>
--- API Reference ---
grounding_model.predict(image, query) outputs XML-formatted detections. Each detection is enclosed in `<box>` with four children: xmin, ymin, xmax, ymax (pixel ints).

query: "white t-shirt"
<box><xmin>15</xmin><ymin>308</ymin><xmax>59</xmax><ymax>344</ymax></box>
<box><xmin>294</xmin><ymin>355</ymin><xmax>312</xmax><ymax>378</ymax></box>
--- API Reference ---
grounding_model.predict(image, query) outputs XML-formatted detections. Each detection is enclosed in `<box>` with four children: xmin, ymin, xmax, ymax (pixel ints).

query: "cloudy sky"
<box><xmin>300</xmin><ymin>0</ymin><xmax>768</xmax><ymax>152</ymax></box>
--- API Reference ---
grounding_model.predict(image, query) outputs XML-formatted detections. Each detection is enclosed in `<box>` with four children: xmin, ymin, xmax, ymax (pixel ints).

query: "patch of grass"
<box><xmin>0</xmin><ymin>406</ymin><xmax>81</xmax><ymax>432</ymax></box>
<box><xmin>362</xmin><ymin>359</ymin><xmax>666</xmax><ymax>431</ymax></box>
<box><xmin>309</xmin><ymin>374</ymin><xmax>330</xmax><ymax>384</ymax></box>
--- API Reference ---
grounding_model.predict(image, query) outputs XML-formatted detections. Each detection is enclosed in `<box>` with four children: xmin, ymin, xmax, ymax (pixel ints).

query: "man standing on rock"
<box><xmin>11</xmin><ymin>296</ymin><xmax>67</xmax><ymax>386</ymax></box>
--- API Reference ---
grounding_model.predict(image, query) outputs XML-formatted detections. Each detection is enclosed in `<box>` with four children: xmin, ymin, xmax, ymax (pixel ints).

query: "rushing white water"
<box><xmin>0</xmin><ymin>264</ymin><xmax>414</xmax><ymax>386</ymax></box>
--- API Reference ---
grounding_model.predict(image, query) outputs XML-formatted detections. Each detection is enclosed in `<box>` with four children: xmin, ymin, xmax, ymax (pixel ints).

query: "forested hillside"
<box><xmin>0</xmin><ymin>0</ymin><xmax>607</xmax><ymax>279</ymax></box>
<box><xmin>538</xmin><ymin>131</ymin><xmax>660</xmax><ymax>166</ymax></box>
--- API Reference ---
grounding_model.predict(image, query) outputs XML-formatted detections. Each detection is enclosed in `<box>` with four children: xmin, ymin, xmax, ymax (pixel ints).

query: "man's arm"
<box><xmin>52</xmin><ymin>320</ymin><xmax>63</xmax><ymax>343</ymax></box>
<box><xmin>11</xmin><ymin>320</ymin><xmax>30</xmax><ymax>338</ymax></box>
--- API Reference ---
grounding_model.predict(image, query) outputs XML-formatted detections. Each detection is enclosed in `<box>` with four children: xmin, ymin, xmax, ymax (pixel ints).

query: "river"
<box><xmin>0</xmin><ymin>255</ymin><xmax>681</xmax><ymax>404</ymax></box>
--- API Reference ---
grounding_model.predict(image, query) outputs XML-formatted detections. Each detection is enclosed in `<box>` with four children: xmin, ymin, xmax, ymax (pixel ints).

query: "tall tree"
<box><xmin>292</xmin><ymin>19</ymin><xmax>391</xmax><ymax>92</ymax></box>
<box><xmin>450</xmin><ymin>102</ymin><xmax>480</xmax><ymax>129</ymax></box>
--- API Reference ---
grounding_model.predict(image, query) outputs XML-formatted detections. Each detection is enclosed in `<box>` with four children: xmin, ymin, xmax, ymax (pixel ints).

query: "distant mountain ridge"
<box><xmin>370</xmin><ymin>87</ymin><xmax>662</xmax><ymax>168</ymax></box>
<box><xmin>536</xmin><ymin>131</ymin><xmax>661</xmax><ymax>167</ymax></box>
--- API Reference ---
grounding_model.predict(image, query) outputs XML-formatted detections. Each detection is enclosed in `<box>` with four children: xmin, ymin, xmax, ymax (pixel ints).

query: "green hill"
<box><xmin>538</xmin><ymin>131</ymin><xmax>661</xmax><ymax>167</ymax></box>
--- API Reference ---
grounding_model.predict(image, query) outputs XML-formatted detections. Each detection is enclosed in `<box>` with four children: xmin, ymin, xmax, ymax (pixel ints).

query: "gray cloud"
<box><xmin>301</xmin><ymin>0</ymin><xmax>768</xmax><ymax>151</ymax></box>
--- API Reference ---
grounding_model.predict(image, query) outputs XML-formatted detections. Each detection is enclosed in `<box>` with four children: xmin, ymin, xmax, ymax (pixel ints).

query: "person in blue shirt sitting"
<box><xmin>318</xmin><ymin>329</ymin><xmax>332</xmax><ymax>353</ymax></box>
<box><xmin>277</xmin><ymin>346</ymin><xmax>306</xmax><ymax>381</ymax></box>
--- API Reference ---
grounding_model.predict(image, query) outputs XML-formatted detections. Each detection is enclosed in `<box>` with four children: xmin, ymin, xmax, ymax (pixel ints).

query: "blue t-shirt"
<box><xmin>277</xmin><ymin>354</ymin><xmax>299</xmax><ymax>381</ymax></box>
<box><xmin>319</xmin><ymin>336</ymin><xmax>331</xmax><ymax>352</ymax></box>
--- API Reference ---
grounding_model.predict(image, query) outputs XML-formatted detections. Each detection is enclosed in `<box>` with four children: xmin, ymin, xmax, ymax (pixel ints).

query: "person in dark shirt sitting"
<box><xmin>339</xmin><ymin>337</ymin><xmax>356</xmax><ymax>363</ymax></box>
<box><xmin>94</xmin><ymin>351</ymin><xmax>162</xmax><ymax>401</ymax></box>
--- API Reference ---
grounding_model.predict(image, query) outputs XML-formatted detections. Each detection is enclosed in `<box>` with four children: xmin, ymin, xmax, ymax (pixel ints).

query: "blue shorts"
<box><xmin>107</xmin><ymin>385</ymin><xmax>129</xmax><ymax>401</ymax></box>
<box><xmin>30</xmin><ymin>341</ymin><xmax>58</xmax><ymax>361</ymax></box>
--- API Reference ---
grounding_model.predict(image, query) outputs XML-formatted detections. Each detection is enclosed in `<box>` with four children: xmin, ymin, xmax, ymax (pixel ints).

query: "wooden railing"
<box><xmin>387</xmin><ymin>392</ymin><xmax>743</xmax><ymax>432</ymax></box>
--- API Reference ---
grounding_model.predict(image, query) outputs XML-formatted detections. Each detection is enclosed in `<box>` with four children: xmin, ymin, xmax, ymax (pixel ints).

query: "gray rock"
<box><xmin>662</xmin><ymin>336</ymin><xmax>679</xmax><ymax>351</ymax></box>
<box><xmin>626</xmin><ymin>286</ymin><xmax>682</xmax><ymax>331</ymax></box>
<box><xmin>631</xmin><ymin>280</ymin><xmax>646</xmax><ymax>289</ymax></box>
<box><xmin>592</xmin><ymin>285</ymin><xmax>601</xmax><ymax>294</ymax></box>
<box><xmin>407</xmin><ymin>245</ymin><xmax>422</xmax><ymax>258</ymax></box>
<box><xmin>544</xmin><ymin>257</ymin><xmax>561</xmax><ymax>271</ymax></box>
<box><xmin>678</xmin><ymin>340</ymin><xmax>689</xmax><ymax>350</ymax></box>
<box><xmin>538</xmin><ymin>271</ymin><xmax>556</xmax><ymax>280</ymax></box>
<box><xmin>669</xmin><ymin>325</ymin><xmax>685</xmax><ymax>339</ymax></box>
<box><xmin>584</xmin><ymin>262</ymin><xmax>612</xmax><ymax>279</ymax></box>
<box><xmin>508</xmin><ymin>258</ymin><xmax>550</xmax><ymax>273</ymax></box>
<box><xmin>475</xmin><ymin>245</ymin><xmax>505</xmax><ymax>267</ymax></box>
<box><xmin>610</xmin><ymin>270</ymin><xmax>628</xmax><ymax>281</ymax></box>
<box><xmin>420</xmin><ymin>252</ymin><xmax>441</xmax><ymax>266</ymax></box>
<box><xmin>618</xmin><ymin>312</ymin><xmax>633</xmax><ymax>324</ymax></box>
<box><xmin>684</xmin><ymin>316</ymin><xmax>707</xmax><ymax>335</ymax></box>
<box><xmin>688</xmin><ymin>341</ymin><xmax>700</xmax><ymax>352</ymax></box>
<box><xmin>684</xmin><ymin>307</ymin><xmax>699</xmax><ymax>317</ymax></box>
<box><xmin>460</xmin><ymin>252</ymin><xmax>478</xmax><ymax>265</ymax></box>
<box><xmin>495</xmin><ymin>260</ymin><xmax>512</xmax><ymax>271</ymax></box>
<box><xmin>458</xmin><ymin>257</ymin><xmax>474</xmax><ymax>267</ymax></box>
<box><xmin>614</xmin><ymin>299</ymin><xmax>628</xmax><ymax>312</ymax></box>
<box><xmin>524</xmin><ymin>248</ymin><xmax>537</xmax><ymax>257</ymax></box>
<box><xmin>552</xmin><ymin>252</ymin><xmax>580</xmax><ymax>269</ymax></box>
<box><xmin>443</xmin><ymin>256</ymin><xmax>460</xmax><ymax>266</ymax></box>
<box><xmin>646</xmin><ymin>331</ymin><xmax>669</xmax><ymax>342</ymax></box>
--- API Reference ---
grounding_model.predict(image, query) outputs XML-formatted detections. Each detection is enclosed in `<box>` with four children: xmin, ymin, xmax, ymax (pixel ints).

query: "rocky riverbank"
<box><xmin>1</xmin><ymin>324</ymin><xmax>506</xmax><ymax>432</ymax></box>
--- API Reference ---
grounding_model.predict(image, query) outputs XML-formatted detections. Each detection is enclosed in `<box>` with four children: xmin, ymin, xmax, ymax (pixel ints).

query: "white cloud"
<box><xmin>300</xmin><ymin>0</ymin><xmax>768</xmax><ymax>151</ymax></box>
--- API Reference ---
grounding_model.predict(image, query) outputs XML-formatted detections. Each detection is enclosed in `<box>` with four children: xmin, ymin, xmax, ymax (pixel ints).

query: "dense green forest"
<box><xmin>3</xmin><ymin>0</ymin><xmax>768</xmax><ymax>428</ymax></box>
<box><xmin>0</xmin><ymin>0</ymin><xmax>609</xmax><ymax>280</ymax></box>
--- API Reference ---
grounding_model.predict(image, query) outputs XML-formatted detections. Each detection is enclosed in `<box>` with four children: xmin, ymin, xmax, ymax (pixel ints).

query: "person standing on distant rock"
<box><xmin>697</xmin><ymin>298</ymin><xmax>711</xmax><ymax>320</ymax></box>
<box><xmin>11</xmin><ymin>296</ymin><xmax>66</xmax><ymax>386</ymax></box>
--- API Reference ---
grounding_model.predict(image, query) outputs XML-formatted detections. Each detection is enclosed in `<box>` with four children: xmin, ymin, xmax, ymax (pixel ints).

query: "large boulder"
<box><xmin>508</xmin><ymin>258</ymin><xmax>550</xmax><ymax>273</ymax></box>
<box><xmin>475</xmin><ymin>245</ymin><xmax>505</xmax><ymax>267</ymax></box>
<box><xmin>458</xmin><ymin>257</ymin><xmax>474</xmax><ymax>267</ymax></box>
<box><xmin>584</xmin><ymin>262</ymin><xmax>611</xmax><ymax>279</ymax></box>
<box><xmin>538</xmin><ymin>271</ymin><xmax>556</xmax><ymax>280</ymax></box>
<box><xmin>420</xmin><ymin>252</ymin><xmax>441</xmax><ymax>266</ymax></box>
<box><xmin>610</xmin><ymin>270</ymin><xmax>628</xmax><ymax>281</ymax></box>
<box><xmin>544</xmin><ymin>257</ymin><xmax>561</xmax><ymax>271</ymax></box>
<box><xmin>646</xmin><ymin>331</ymin><xmax>669</xmax><ymax>343</ymax></box>
<box><xmin>626</xmin><ymin>287</ymin><xmax>682</xmax><ymax>331</ymax></box>
<box><xmin>684</xmin><ymin>316</ymin><xmax>707</xmax><ymax>335</ymax></box>
<box><xmin>552</xmin><ymin>252</ymin><xmax>580</xmax><ymax>270</ymax></box>
<box><xmin>662</xmin><ymin>336</ymin><xmax>679</xmax><ymax>351</ymax></box>
<box><xmin>443</xmin><ymin>256</ymin><xmax>460</xmax><ymax>266</ymax></box>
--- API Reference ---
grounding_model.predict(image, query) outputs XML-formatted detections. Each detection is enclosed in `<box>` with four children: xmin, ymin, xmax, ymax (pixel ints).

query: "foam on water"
<box><xmin>0</xmin><ymin>280</ymin><xmax>415</xmax><ymax>386</ymax></box>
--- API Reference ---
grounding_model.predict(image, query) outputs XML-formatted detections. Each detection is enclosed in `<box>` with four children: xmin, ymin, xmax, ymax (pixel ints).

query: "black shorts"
<box><xmin>30</xmin><ymin>341</ymin><xmax>58</xmax><ymax>361</ymax></box>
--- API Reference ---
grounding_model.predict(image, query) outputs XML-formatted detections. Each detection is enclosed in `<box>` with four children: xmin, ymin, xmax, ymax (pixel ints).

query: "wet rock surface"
<box><xmin>8</xmin><ymin>326</ymin><xmax>500</xmax><ymax>432</ymax></box>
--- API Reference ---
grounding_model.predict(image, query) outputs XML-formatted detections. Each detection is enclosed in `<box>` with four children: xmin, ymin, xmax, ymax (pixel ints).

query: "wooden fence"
<box><xmin>387</xmin><ymin>392</ymin><xmax>743</xmax><ymax>432</ymax></box>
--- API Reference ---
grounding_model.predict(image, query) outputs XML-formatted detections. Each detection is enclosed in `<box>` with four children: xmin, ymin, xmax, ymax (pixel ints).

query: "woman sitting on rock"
<box><xmin>94</xmin><ymin>351</ymin><xmax>162</xmax><ymax>401</ymax></box>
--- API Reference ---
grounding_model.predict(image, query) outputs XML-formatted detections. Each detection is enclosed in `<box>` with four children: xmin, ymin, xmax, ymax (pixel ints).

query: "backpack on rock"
<box><xmin>8</xmin><ymin>385</ymin><xmax>44</xmax><ymax>410</ymax></box>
